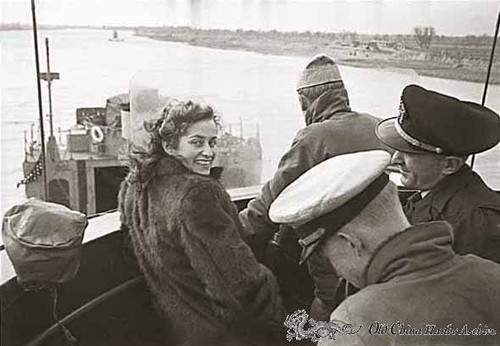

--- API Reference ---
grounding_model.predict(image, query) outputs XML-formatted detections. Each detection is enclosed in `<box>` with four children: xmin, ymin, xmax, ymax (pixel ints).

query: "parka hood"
<box><xmin>304</xmin><ymin>87</ymin><xmax>351</xmax><ymax>125</ymax></box>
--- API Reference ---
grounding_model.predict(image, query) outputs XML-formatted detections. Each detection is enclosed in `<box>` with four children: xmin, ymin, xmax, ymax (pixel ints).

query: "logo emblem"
<box><xmin>284</xmin><ymin>310</ymin><xmax>362</xmax><ymax>342</ymax></box>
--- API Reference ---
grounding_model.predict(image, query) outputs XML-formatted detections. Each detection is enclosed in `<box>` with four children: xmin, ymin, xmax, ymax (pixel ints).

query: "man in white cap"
<box><xmin>270</xmin><ymin>150</ymin><xmax>500</xmax><ymax>346</ymax></box>
<box><xmin>376</xmin><ymin>84</ymin><xmax>500</xmax><ymax>263</ymax></box>
<box><xmin>239</xmin><ymin>54</ymin><xmax>390</xmax><ymax>319</ymax></box>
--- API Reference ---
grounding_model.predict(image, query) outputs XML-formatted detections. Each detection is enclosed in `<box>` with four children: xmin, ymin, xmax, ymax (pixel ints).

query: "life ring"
<box><xmin>91</xmin><ymin>126</ymin><xmax>105</xmax><ymax>143</ymax></box>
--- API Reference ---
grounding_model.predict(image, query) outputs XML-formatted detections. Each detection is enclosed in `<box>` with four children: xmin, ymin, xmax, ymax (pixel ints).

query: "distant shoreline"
<box><xmin>134</xmin><ymin>26</ymin><xmax>500</xmax><ymax>86</ymax></box>
<box><xmin>3</xmin><ymin>24</ymin><xmax>498</xmax><ymax>85</ymax></box>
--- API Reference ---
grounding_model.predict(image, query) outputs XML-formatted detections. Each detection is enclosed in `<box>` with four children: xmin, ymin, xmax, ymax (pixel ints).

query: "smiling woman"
<box><xmin>117</xmin><ymin>99</ymin><xmax>287</xmax><ymax>345</ymax></box>
<box><xmin>168</xmin><ymin>118</ymin><xmax>218</xmax><ymax>175</ymax></box>
<box><xmin>145</xmin><ymin>99</ymin><xmax>221</xmax><ymax>176</ymax></box>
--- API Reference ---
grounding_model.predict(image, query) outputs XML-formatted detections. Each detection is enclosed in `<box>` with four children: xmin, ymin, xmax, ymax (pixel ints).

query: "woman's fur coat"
<box><xmin>118</xmin><ymin>155</ymin><xmax>285</xmax><ymax>345</ymax></box>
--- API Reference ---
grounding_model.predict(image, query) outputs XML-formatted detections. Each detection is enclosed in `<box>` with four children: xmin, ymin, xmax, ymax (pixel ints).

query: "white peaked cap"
<box><xmin>269</xmin><ymin>150</ymin><xmax>391</xmax><ymax>263</ymax></box>
<box><xmin>269</xmin><ymin>150</ymin><xmax>391</xmax><ymax>225</ymax></box>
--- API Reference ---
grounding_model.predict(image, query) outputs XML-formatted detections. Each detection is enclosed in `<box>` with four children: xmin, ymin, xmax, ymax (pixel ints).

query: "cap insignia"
<box><xmin>397</xmin><ymin>98</ymin><xmax>407</xmax><ymax>125</ymax></box>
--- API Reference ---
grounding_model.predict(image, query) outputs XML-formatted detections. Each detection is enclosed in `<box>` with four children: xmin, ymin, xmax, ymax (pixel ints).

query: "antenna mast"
<box><xmin>30</xmin><ymin>0</ymin><xmax>48</xmax><ymax>200</ymax></box>
<box><xmin>41</xmin><ymin>38</ymin><xmax>60</xmax><ymax>162</ymax></box>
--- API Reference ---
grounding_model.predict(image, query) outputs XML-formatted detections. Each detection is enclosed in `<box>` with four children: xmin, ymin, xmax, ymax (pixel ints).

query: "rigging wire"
<box><xmin>471</xmin><ymin>7</ymin><xmax>500</xmax><ymax>169</ymax></box>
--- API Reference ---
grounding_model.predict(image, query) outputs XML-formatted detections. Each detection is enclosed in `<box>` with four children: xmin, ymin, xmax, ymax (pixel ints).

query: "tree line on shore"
<box><xmin>3</xmin><ymin>23</ymin><xmax>498</xmax><ymax>81</ymax></box>
<box><xmin>135</xmin><ymin>26</ymin><xmax>498</xmax><ymax>70</ymax></box>
<box><xmin>136</xmin><ymin>26</ymin><xmax>496</xmax><ymax>59</ymax></box>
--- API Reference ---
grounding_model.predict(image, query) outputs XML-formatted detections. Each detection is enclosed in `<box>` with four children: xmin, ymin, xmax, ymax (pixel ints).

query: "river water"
<box><xmin>1</xmin><ymin>28</ymin><xmax>499</xmax><ymax>215</ymax></box>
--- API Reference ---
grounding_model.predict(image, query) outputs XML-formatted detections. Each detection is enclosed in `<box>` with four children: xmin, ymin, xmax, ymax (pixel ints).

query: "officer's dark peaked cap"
<box><xmin>376</xmin><ymin>84</ymin><xmax>500</xmax><ymax>156</ymax></box>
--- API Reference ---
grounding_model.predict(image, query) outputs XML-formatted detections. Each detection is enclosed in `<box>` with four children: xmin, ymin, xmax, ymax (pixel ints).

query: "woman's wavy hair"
<box><xmin>127</xmin><ymin>99</ymin><xmax>222</xmax><ymax>186</ymax></box>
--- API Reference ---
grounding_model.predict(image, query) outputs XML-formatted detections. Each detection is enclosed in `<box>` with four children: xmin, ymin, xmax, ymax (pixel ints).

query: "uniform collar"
<box><xmin>421</xmin><ymin>164</ymin><xmax>474</xmax><ymax>213</ymax></box>
<box><xmin>364</xmin><ymin>221</ymin><xmax>455</xmax><ymax>286</ymax></box>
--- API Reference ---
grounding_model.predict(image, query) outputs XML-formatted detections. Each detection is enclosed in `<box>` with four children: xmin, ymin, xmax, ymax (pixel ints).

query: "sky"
<box><xmin>1</xmin><ymin>0</ymin><xmax>499</xmax><ymax>36</ymax></box>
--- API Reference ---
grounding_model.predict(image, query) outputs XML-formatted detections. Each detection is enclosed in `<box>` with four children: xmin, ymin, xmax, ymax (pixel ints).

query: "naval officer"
<box><xmin>376</xmin><ymin>84</ymin><xmax>500</xmax><ymax>263</ymax></box>
<box><xmin>269</xmin><ymin>150</ymin><xmax>500</xmax><ymax>346</ymax></box>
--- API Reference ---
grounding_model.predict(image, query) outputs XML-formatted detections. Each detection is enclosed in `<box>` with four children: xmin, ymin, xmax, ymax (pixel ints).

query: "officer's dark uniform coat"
<box><xmin>405</xmin><ymin>165</ymin><xmax>500</xmax><ymax>263</ymax></box>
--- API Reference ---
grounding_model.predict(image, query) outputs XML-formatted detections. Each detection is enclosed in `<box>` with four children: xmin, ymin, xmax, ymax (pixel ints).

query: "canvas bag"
<box><xmin>2</xmin><ymin>198</ymin><xmax>87</xmax><ymax>289</ymax></box>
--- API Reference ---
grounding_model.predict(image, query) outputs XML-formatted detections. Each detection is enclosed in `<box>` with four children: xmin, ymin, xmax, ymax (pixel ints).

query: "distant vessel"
<box><xmin>108</xmin><ymin>29</ymin><xmax>123</xmax><ymax>42</ymax></box>
<box><xmin>20</xmin><ymin>93</ymin><xmax>262</xmax><ymax>215</ymax></box>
